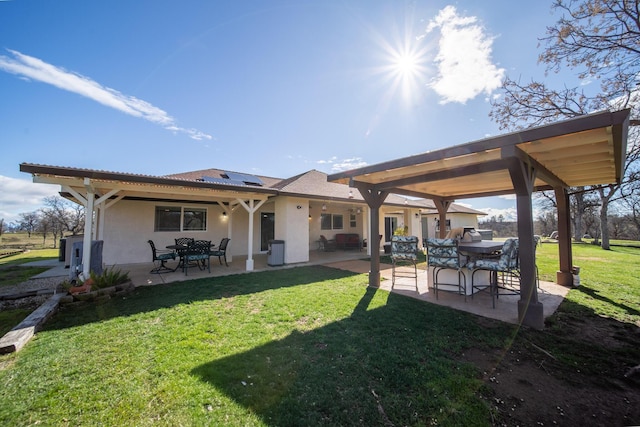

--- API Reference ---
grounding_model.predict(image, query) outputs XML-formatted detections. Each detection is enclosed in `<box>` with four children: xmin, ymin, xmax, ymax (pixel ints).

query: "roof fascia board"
<box><xmin>25</xmin><ymin>163</ymin><xmax>426</xmax><ymax>209</ymax></box>
<box><xmin>327</xmin><ymin>109</ymin><xmax>631</xmax><ymax>183</ymax></box>
<box><xmin>20</xmin><ymin>163</ymin><xmax>278</xmax><ymax>196</ymax></box>
<box><xmin>612</xmin><ymin>110</ymin><xmax>630</xmax><ymax>182</ymax></box>
<box><xmin>37</xmin><ymin>175</ymin><xmax>271</xmax><ymax>201</ymax></box>
<box><xmin>370</xmin><ymin>158</ymin><xmax>510</xmax><ymax>191</ymax></box>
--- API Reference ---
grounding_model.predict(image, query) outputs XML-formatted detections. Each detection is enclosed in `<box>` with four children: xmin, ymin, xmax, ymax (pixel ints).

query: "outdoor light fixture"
<box><xmin>222</xmin><ymin>211</ymin><xmax>227</xmax><ymax>217</ymax></box>
<box><xmin>322</xmin><ymin>203</ymin><xmax>326</xmax><ymax>211</ymax></box>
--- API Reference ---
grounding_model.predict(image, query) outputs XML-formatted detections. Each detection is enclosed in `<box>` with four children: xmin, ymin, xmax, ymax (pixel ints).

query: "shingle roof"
<box><xmin>165</xmin><ymin>168</ymin><xmax>283</xmax><ymax>188</ymax></box>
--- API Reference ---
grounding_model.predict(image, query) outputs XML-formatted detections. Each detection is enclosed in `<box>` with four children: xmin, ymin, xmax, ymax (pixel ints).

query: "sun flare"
<box><xmin>372</xmin><ymin>29</ymin><xmax>431</xmax><ymax>107</ymax></box>
<box><xmin>393</xmin><ymin>52</ymin><xmax>420</xmax><ymax>77</ymax></box>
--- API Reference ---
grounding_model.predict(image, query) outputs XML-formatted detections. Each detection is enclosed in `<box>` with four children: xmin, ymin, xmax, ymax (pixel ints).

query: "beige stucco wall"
<box><xmin>274</xmin><ymin>197</ymin><xmax>309</xmax><ymax>264</ymax></box>
<box><xmin>98</xmin><ymin>197</ymin><xmax>475</xmax><ymax>267</ymax></box>
<box><xmin>102</xmin><ymin>199</ymin><xmax>236</xmax><ymax>265</ymax></box>
<box><xmin>100</xmin><ymin>197</ymin><xmax>313</xmax><ymax>266</ymax></box>
<box><xmin>423</xmin><ymin>213</ymin><xmax>479</xmax><ymax>239</ymax></box>
<box><xmin>308</xmin><ymin>201</ymin><xmax>365</xmax><ymax>251</ymax></box>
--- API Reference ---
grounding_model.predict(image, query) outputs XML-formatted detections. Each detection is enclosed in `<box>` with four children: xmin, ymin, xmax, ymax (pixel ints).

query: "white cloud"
<box><xmin>425</xmin><ymin>6</ymin><xmax>505</xmax><ymax>104</ymax></box>
<box><xmin>476</xmin><ymin>206</ymin><xmax>517</xmax><ymax>222</ymax></box>
<box><xmin>317</xmin><ymin>156</ymin><xmax>338</xmax><ymax>165</ymax></box>
<box><xmin>0</xmin><ymin>175</ymin><xmax>60</xmax><ymax>223</ymax></box>
<box><xmin>315</xmin><ymin>157</ymin><xmax>368</xmax><ymax>172</ymax></box>
<box><xmin>0</xmin><ymin>49</ymin><xmax>212</xmax><ymax>141</ymax></box>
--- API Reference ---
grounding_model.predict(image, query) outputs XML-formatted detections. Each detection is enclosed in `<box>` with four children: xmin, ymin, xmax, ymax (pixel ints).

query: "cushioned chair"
<box><xmin>319</xmin><ymin>235</ymin><xmax>336</xmax><ymax>252</ymax></box>
<box><xmin>210</xmin><ymin>238</ymin><xmax>230</xmax><ymax>266</ymax></box>
<box><xmin>391</xmin><ymin>235</ymin><xmax>419</xmax><ymax>289</ymax></box>
<box><xmin>183</xmin><ymin>240</ymin><xmax>211</xmax><ymax>275</ymax></box>
<box><xmin>426</xmin><ymin>237</ymin><xmax>467</xmax><ymax>301</ymax></box>
<box><xmin>148</xmin><ymin>240</ymin><xmax>176</xmax><ymax>274</ymax></box>
<box><xmin>468</xmin><ymin>238</ymin><xmax>519</xmax><ymax>308</ymax></box>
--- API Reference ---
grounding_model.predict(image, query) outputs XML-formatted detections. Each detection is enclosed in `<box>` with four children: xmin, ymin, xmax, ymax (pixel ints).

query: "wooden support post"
<box><xmin>354</xmin><ymin>183</ymin><xmax>388</xmax><ymax>288</ymax></box>
<box><xmin>433</xmin><ymin>199</ymin><xmax>452</xmax><ymax>238</ymax></box>
<box><xmin>555</xmin><ymin>187</ymin><xmax>574</xmax><ymax>286</ymax></box>
<box><xmin>508</xmin><ymin>158</ymin><xmax>544</xmax><ymax>329</ymax></box>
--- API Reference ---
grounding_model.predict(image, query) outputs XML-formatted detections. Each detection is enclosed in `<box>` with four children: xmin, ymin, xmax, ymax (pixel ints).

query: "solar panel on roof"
<box><xmin>223</xmin><ymin>171</ymin><xmax>264</xmax><ymax>186</ymax></box>
<box><xmin>201</xmin><ymin>176</ymin><xmax>246</xmax><ymax>186</ymax></box>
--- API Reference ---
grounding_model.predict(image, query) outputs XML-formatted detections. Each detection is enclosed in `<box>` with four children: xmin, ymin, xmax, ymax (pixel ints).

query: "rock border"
<box><xmin>0</xmin><ymin>281</ymin><xmax>136</xmax><ymax>354</ymax></box>
<box><xmin>0</xmin><ymin>293</ymin><xmax>65</xmax><ymax>354</ymax></box>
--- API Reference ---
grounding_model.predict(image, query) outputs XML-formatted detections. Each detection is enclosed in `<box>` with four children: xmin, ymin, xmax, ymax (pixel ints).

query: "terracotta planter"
<box><xmin>69</xmin><ymin>278</ymin><xmax>93</xmax><ymax>295</ymax></box>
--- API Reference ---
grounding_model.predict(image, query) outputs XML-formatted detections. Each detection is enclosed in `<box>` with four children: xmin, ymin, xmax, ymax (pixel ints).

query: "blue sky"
<box><xmin>0</xmin><ymin>0</ymin><xmax>574</xmax><ymax>224</ymax></box>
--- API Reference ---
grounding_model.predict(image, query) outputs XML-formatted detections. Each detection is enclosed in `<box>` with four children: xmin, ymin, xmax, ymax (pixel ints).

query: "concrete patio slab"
<box><xmin>325</xmin><ymin>260</ymin><xmax>569</xmax><ymax>325</ymax></box>
<box><xmin>22</xmin><ymin>251</ymin><xmax>569</xmax><ymax>326</ymax></box>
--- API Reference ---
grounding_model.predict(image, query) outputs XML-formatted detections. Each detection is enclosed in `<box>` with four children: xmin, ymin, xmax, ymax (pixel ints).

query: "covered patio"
<box><xmin>32</xmin><ymin>248</ymin><xmax>566</xmax><ymax>325</ymax></box>
<box><xmin>328</xmin><ymin>109</ymin><xmax>630</xmax><ymax>329</ymax></box>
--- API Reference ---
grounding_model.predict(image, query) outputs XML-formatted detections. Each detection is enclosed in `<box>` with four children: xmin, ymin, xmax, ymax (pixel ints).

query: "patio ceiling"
<box><xmin>328</xmin><ymin>110</ymin><xmax>630</xmax><ymax>200</ymax></box>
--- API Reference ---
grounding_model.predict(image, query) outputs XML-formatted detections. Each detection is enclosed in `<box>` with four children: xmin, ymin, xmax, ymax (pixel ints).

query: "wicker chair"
<box><xmin>319</xmin><ymin>235</ymin><xmax>336</xmax><ymax>252</ymax></box>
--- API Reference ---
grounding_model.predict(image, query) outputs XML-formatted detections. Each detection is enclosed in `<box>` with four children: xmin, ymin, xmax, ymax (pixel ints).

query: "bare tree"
<box><xmin>490</xmin><ymin>0</ymin><xmax>640</xmax><ymax>249</ymax></box>
<box><xmin>18</xmin><ymin>212</ymin><xmax>40</xmax><ymax>238</ymax></box>
<box><xmin>38</xmin><ymin>214</ymin><xmax>51</xmax><ymax>247</ymax></box>
<box><xmin>536</xmin><ymin>211</ymin><xmax>558</xmax><ymax>237</ymax></box>
<box><xmin>42</xmin><ymin>196</ymin><xmax>85</xmax><ymax>236</ymax></box>
<box><xmin>621</xmin><ymin>169</ymin><xmax>640</xmax><ymax>238</ymax></box>
<box><xmin>40</xmin><ymin>208</ymin><xmax>67</xmax><ymax>249</ymax></box>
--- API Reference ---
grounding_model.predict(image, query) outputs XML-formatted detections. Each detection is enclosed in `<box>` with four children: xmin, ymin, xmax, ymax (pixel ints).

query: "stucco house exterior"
<box><xmin>20</xmin><ymin>164</ymin><xmax>485</xmax><ymax>273</ymax></box>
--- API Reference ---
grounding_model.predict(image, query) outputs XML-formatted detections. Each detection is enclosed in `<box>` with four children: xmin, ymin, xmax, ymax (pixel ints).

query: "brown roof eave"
<box><xmin>19</xmin><ymin>163</ymin><xmax>279</xmax><ymax>196</ymax></box>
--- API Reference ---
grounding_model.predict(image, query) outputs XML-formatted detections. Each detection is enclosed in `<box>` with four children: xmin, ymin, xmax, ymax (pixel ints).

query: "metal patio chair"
<box><xmin>148</xmin><ymin>240</ymin><xmax>176</xmax><ymax>274</ymax></box>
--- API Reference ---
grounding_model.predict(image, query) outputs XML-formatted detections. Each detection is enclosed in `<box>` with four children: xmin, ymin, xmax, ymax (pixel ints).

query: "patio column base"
<box><xmin>368</xmin><ymin>271</ymin><xmax>380</xmax><ymax>288</ymax></box>
<box><xmin>518</xmin><ymin>300</ymin><xmax>544</xmax><ymax>330</ymax></box>
<box><xmin>556</xmin><ymin>270</ymin><xmax>573</xmax><ymax>286</ymax></box>
<box><xmin>245</xmin><ymin>259</ymin><xmax>254</xmax><ymax>271</ymax></box>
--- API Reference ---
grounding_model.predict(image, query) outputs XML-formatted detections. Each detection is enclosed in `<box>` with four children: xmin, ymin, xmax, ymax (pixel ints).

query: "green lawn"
<box><xmin>0</xmin><ymin>249</ymin><xmax>58</xmax><ymax>289</ymax></box>
<box><xmin>0</xmin><ymin>244</ymin><xmax>638</xmax><ymax>426</ymax></box>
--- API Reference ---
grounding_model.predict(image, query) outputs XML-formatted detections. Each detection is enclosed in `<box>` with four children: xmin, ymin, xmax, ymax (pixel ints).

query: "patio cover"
<box><xmin>328</xmin><ymin>109</ymin><xmax>630</xmax><ymax>329</ymax></box>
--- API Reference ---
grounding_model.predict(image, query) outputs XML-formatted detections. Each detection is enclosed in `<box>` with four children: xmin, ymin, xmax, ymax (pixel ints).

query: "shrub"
<box><xmin>393</xmin><ymin>226</ymin><xmax>409</xmax><ymax>236</ymax></box>
<box><xmin>88</xmin><ymin>266</ymin><xmax>130</xmax><ymax>289</ymax></box>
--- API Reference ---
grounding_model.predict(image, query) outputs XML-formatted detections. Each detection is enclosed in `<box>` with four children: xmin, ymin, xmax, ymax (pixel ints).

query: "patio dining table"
<box><xmin>427</xmin><ymin>240</ymin><xmax>504</xmax><ymax>296</ymax></box>
<box><xmin>167</xmin><ymin>242</ymin><xmax>217</xmax><ymax>272</ymax></box>
<box><xmin>458</xmin><ymin>240</ymin><xmax>503</xmax><ymax>255</ymax></box>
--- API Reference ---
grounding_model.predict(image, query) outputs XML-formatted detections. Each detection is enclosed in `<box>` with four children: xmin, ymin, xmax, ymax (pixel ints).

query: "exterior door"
<box><xmin>260</xmin><ymin>212</ymin><xmax>275</xmax><ymax>251</ymax></box>
<box><xmin>384</xmin><ymin>216</ymin><xmax>397</xmax><ymax>242</ymax></box>
<box><xmin>421</xmin><ymin>216</ymin><xmax>428</xmax><ymax>246</ymax></box>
